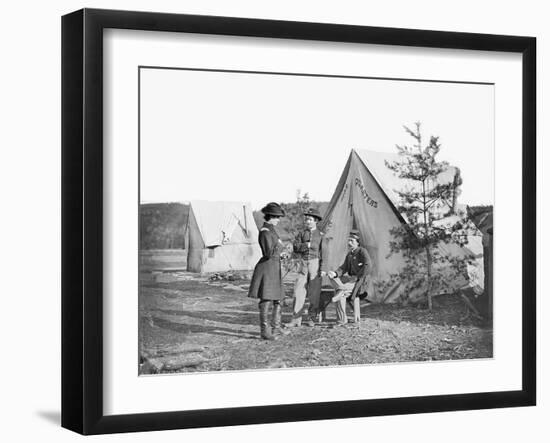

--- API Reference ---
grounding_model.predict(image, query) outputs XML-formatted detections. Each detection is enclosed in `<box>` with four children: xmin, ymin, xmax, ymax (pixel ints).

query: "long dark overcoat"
<box><xmin>248</xmin><ymin>223</ymin><xmax>285</xmax><ymax>301</ymax></box>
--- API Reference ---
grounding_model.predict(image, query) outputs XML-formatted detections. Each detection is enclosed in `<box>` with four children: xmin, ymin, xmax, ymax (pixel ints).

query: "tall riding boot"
<box><xmin>272</xmin><ymin>302</ymin><xmax>290</xmax><ymax>336</ymax></box>
<box><xmin>259</xmin><ymin>301</ymin><xmax>275</xmax><ymax>340</ymax></box>
<box><xmin>305</xmin><ymin>303</ymin><xmax>317</xmax><ymax>327</ymax></box>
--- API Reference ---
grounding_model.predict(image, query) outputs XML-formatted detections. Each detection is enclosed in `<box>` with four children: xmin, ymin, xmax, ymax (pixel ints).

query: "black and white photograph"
<box><xmin>138</xmin><ymin>67</ymin><xmax>494</xmax><ymax>375</ymax></box>
<box><xmin>2</xmin><ymin>0</ymin><xmax>544</xmax><ymax>440</ymax></box>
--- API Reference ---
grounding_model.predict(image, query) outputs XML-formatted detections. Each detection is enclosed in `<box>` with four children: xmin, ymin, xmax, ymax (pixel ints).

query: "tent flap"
<box><xmin>189</xmin><ymin>201</ymin><xmax>258</xmax><ymax>247</ymax></box>
<box><xmin>187</xmin><ymin>201</ymin><xmax>261</xmax><ymax>273</ymax></box>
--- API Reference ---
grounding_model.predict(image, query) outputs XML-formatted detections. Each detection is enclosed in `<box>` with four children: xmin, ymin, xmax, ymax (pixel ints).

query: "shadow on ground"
<box><xmin>149</xmin><ymin>315</ymin><xmax>259</xmax><ymax>339</ymax></box>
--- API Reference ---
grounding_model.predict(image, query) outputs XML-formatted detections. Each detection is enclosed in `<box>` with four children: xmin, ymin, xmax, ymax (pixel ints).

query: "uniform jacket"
<box><xmin>293</xmin><ymin>228</ymin><xmax>325</xmax><ymax>274</ymax></box>
<box><xmin>248</xmin><ymin>222</ymin><xmax>285</xmax><ymax>301</ymax></box>
<box><xmin>334</xmin><ymin>246</ymin><xmax>372</xmax><ymax>300</ymax></box>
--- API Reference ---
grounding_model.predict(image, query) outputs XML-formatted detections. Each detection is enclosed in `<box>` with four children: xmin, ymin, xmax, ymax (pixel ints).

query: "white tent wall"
<box><xmin>197</xmin><ymin>243</ymin><xmax>262</xmax><ymax>273</ymax></box>
<box><xmin>186</xmin><ymin>201</ymin><xmax>262</xmax><ymax>273</ymax></box>
<box><xmin>360</xmin><ymin>150</ymin><xmax>460</xmax><ymax>216</ymax></box>
<box><xmin>432</xmin><ymin>212</ymin><xmax>485</xmax><ymax>296</ymax></box>
<box><xmin>189</xmin><ymin>201</ymin><xmax>259</xmax><ymax>247</ymax></box>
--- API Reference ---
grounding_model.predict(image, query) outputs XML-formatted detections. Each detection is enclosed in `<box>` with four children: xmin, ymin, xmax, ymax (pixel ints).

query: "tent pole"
<box><xmin>243</xmin><ymin>205</ymin><xmax>248</xmax><ymax>236</ymax></box>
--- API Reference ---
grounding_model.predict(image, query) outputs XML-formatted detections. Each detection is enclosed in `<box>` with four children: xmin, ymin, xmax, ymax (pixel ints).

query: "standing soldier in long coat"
<box><xmin>248</xmin><ymin>202</ymin><xmax>289</xmax><ymax>340</ymax></box>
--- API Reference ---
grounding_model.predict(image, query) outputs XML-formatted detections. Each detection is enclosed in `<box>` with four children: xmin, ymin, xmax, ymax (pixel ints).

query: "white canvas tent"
<box><xmin>185</xmin><ymin>201</ymin><xmax>261</xmax><ymax>273</ymax></box>
<box><xmin>319</xmin><ymin>150</ymin><xmax>484</xmax><ymax>303</ymax></box>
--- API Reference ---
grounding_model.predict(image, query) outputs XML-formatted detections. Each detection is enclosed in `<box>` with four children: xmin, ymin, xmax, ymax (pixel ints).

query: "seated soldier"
<box><xmin>322</xmin><ymin>230</ymin><xmax>371</xmax><ymax>325</ymax></box>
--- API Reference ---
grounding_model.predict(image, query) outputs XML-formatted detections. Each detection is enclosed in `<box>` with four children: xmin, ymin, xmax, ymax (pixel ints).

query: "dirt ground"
<box><xmin>139</xmin><ymin>271</ymin><xmax>492</xmax><ymax>374</ymax></box>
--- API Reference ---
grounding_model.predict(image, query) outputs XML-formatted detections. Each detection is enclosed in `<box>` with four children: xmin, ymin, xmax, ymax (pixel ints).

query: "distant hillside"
<box><xmin>140</xmin><ymin>203</ymin><xmax>189</xmax><ymax>250</ymax></box>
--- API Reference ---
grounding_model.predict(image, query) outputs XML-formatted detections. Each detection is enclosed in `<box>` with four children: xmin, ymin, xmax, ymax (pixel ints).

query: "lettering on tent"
<box><xmin>354</xmin><ymin>178</ymin><xmax>378</xmax><ymax>208</ymax></box>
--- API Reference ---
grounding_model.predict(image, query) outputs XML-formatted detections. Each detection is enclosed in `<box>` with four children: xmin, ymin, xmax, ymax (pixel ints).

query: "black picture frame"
<box><xmin>61</xmin><ymin>8</ymin><xmax>536</xmax><ymax>435</ymax></box>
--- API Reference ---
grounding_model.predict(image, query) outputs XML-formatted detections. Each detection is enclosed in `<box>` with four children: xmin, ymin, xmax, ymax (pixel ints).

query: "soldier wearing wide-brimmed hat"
<box><xmin>248</xmin><ymin>202</ymin><xmax>289</xmax><ymax>340</ymax></box>
<box><xmin>287</xmin><ymin>207</ymin><xmax>326</xmax><ymax>328</ymax></box>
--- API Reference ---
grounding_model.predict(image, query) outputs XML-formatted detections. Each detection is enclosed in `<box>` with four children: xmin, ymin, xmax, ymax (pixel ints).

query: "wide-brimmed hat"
<box><xmin>348</xmin><ymin>230</ymin><xmax>361</xmax><ymax>242</ymax></box>
<box><xmin>303</xmin><ymin>207</ymin><xmax>322</xmax><ymax>221</ymax></box>
<box><xmin>261</xmin><ymin>202</ymin><xmax>285</xmax><ymax>217</ymax></box>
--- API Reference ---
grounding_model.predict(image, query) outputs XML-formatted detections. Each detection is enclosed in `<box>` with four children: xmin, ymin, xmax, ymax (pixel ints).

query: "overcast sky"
<box><xmin>140</xmin><ymin>68</ymin><xmax>494</xmax><ymax>210</ymax></box>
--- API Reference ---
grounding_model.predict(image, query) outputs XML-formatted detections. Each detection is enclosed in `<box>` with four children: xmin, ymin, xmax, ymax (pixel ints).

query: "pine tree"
<box><xmin>385</xmin><ymin>122</ymin><xmax>473</xmax><ymax>310</ymax></box>
<box><xmin>280</xmin><ymin>190</ymin><xmax>311</xmax><ymax>239</ymax></box>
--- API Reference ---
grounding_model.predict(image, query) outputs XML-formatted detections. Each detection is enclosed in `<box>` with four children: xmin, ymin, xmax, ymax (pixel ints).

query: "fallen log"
<box><xmin>161</xmin><ymin>355</ymin><xmax>209</xmax><ymax>371</ymax></box>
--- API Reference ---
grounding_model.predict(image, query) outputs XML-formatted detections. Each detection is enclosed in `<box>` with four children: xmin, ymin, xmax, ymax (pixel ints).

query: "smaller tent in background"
<box><xmin>185</xmin><ymin>201</ymin><xmax>261</xmax><ymax>273</ymax></box>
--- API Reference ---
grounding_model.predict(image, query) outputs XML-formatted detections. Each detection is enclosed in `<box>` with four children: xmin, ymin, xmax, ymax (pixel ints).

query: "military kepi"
<box><xmin>303</xmin><ymin>207</ymin><xmax>322</xmax><ymax>221</ymax></box>
<box><xmin>348</xmin><ymin>229</ymin><xmax>361</xmax><ymax>241</ymax></box>
<box><xmin>261</xmin><ymin>202</ymin><xmax>285</xmax><ymax>217</ymax></box>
